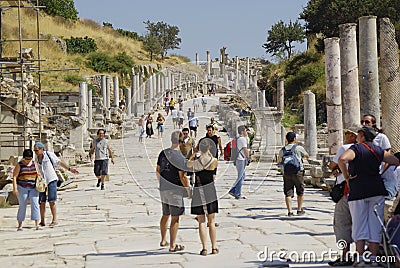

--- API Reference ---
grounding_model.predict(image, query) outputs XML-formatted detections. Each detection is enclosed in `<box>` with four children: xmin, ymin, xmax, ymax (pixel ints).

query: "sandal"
<box><xmin>49</xmin><ymin>222</ymin><xmax>58</xmax><ymax>227</ymax></box>
<box><xmin>17</xmin><ymin>227</ymin><xmax>23</xmax><ymax>231</ymax></box>
<box><xmin>200</xmin><ymin>249</ymin><xmax>207</xmax><ymax>256</ymax></box>
<box><xmin>169</xmin><ymin>244</ymin><xmax>185</xmax><ymax>252</ymax></box>
<box><xmin>211</xmin><ymin>248</ymin><xmax>219</xmax><ymax>254</ymax></box>
<box><xmin>159</xmin><ymin>241</ymin><xmax>169</xmax><ymax>247</ymax></box>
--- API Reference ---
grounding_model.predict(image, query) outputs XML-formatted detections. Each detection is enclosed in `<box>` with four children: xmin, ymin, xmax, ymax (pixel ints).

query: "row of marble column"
<box><xmin>322</xmin><ymin>16</ymin><xmax>397</xmax><ymax>155</ymax></box>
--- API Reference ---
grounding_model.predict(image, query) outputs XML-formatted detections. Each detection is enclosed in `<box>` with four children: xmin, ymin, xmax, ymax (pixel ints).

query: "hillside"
<box><xmin>1</xmin><ymin>8</ymin><xmax>187</xmax><ymax>91</ymax></box>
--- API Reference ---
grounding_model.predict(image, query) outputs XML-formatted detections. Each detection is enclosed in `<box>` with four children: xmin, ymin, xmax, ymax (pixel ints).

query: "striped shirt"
<box><xmin>17</xmin><ymin>161</ymin><xmax>37</xmax><ymax>188</ymax></box>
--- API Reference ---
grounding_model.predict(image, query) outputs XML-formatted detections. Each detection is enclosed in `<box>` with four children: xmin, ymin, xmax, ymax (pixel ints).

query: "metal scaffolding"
<box><xmin>0</xmin><ymin>0</ymin><xmax>44</xmax><ymax>157</ymax></box>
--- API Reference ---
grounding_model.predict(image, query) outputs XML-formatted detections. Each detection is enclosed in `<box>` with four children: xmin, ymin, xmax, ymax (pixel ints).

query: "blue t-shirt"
<box><xmin>348</xmin><ymin>142</ymin><xmax>387</xmax><ymax>201</ymax></box>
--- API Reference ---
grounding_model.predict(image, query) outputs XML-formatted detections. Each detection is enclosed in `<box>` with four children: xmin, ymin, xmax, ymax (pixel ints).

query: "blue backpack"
<box><xmin>281</xmin><ymin>145</ymin><xmax>301</xmax><ymax>174</ymax></box>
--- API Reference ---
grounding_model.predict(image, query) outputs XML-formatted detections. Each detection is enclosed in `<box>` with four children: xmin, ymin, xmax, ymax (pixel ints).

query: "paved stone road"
<box><xmin>0</xmin><ymin>95</ymin><xmax>342</xmax><ymax>267</ymax></box>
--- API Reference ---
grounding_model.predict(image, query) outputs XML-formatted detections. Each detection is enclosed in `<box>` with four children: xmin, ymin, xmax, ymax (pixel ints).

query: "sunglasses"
<box><xmin>34</xmin><ymin>149</ymin><xmax>42</xmax><ymax>152</ymax></box>
<box><xmin>361</xmin><ymin>120</ymin><xmax>371</xmax><ymax>124</ymax></box>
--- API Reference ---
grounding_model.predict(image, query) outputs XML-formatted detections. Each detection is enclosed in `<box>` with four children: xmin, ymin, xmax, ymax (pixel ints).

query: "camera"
<box><xmin>246</xmin><ymin>158</ymin><xmax>252</xmax><ymax>166</ymax></box>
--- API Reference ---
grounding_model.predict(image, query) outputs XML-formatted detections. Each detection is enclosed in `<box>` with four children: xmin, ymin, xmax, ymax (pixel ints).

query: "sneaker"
<box><xmin>288</xmin><ymin>212</ymin><xmax>294</xmax><ymax>216</ymax></box>
<box><xmin>328</xmin><ymin>258</ymin><xmax>354</xmax><ymax>266</ymax></box>
<box><xmin>297</xmin><ymin>210</ymin><xmax>305</xmax><ymax>215</ymax></box>
<box><xmin>96</xmin><ymin>179</ymin><xmax>101</xmax><ymax>187</ymax></box>
<box><xmin>101</xmin><ymin>184</ymin><xmax>105</xmax><ymax>190</ymax></box>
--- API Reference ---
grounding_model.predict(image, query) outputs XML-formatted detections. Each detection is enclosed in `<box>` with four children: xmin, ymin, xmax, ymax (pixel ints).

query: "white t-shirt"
<box><xmin>236</xmin><ymin>136</ymin><xmax>248</xmax><ymax>161</ymax></box>
<box><xmin>374</xmin><ymin>133</ymin><xmax>391</xmax><ymax>150</ymax></box>
<box><xmin>171</xmin><ymin>109</ymin><xmax>178</xmax><ymax>118</ymax></box>
<box><xmin>178</xmin><ymin>110</ymin><xmax>184</xmax><ymax>119</ymax></box>
<box><xmin>332</xmin><ymin>143</ymin><xmax>354</xmax><ymax>184</ymax></box>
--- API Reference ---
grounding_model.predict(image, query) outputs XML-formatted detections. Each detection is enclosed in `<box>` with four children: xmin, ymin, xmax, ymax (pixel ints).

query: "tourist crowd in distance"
<box><xmin>148</xmin><ymin>94</ymin><xmax>252</xmax><ymax>255</ymax></box>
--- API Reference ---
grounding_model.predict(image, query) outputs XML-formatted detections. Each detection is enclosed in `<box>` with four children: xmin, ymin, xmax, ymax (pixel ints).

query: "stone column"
<box><xmin>261</xmin><ymin>90</ymin><xmax>266</xmax><ymax>108</ymax></box>
<box><xmin>325</xmin><ymin>37</ymin><xmax>343</xmax><ymax>155</ymax></box>
<box><xmin>380</xmin><ymin>18</ymin><xmax>400</xmax><ymax>152</ymax></box>
<box><xmin>195</xmin><ymin>53</ymin><xmax>199</xmax><ymax>66</ymax></box>
<box><xmin>206</xmin><ymin>51</ymin><xmax>211</xmax><ymax>77</ymax></box>
<box><xmin>277</xmin><ymin>79</ymin><xmax>284</xmax><ymax>111</ymax></box>
<box><xmin>101</xmin><ymin>75</ymin><xmax>106</xmax><ymax>107</ymax></box>
<box><xmin>113</xmin><ymin>76</ymin><xmax>119</xmax><ymax>107</ymax></box>
<box><xmin>359</xmin><ymin>16</ymin><xmax>380</xmax><ymax>127</ymax></box>
<box><xmin>105</xmin><ymin>76</ymin><xmax>111</xmax><ymax>109</ymax></box>
<box><xmin>178</xmin><ymin>73</ymin><xmax>182</xmax><ymax>91</ymax></box>
<box><xmin>339</xmin><ymin>23</ymin><xmax>360</xmax><ymax>129</ymax></box>
<box><xmin>224</xmin><ymin>73</ymin><xmax>229</xmax><ymax>88</ymax></box>
<box><xmin>304</xmin><ymin>90</ymin><xmax>317</xmax><ymax>159</ymax></box>
<box><xmin>87</xmin><ymin>86</ymin><xmax>93</xmax><ymax>128</ymax></box>
<box><xmin>246</xmin><ymin>57</ymin><xmax>250</xmax><ymax>89</ymax></box>
<box><xmin>79</xmin><ymin>82</ymin><xmax>87</xmax><ymax>121</ymax></box>
<box><xmin>131</xmin><ymin>71</ymin><xmax>137</xmax><ymax>115</ymax></box>
<box><xmin>125</xmin><ymin>87</ymin><xmax>131</xmax><ymax>116</ymax></box>
<box><xmin>235</xmin><ymin>56</ymin><xmax>239</xmax><ymax>92</ymax></box>
<box><xmin>136</xmin><ymin>72</ymin><xmax>144</xmax><ymax>115</ymax></box>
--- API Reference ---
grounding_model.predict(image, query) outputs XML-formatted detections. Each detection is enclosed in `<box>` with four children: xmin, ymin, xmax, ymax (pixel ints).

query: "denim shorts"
<box><xmin>39</xmin><ymin>180</ymin><xmax>57</xmax><ymax>203</ymax></box>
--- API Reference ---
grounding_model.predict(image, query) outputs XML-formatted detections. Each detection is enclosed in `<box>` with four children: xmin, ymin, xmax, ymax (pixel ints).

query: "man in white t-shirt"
<box><xmin>189</xmin><ymin>116</ymin><xmax>199</xmax><ymax>138</ymax></box>
<box><xmin>171</xmin><ymin>108</ymin><xmax>178</xmax><ymax>129</ymax></box>
<box><xmin>228</xmin><ymin>125</ymin><xmax>250</xmax><ymax>199</ymax></box>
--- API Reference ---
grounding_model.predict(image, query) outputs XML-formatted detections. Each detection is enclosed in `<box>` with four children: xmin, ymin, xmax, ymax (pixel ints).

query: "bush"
<box><xmin>64</xmin><ymin>73</ymin><xmax>85</xmax><ymax>85</ymax></box>
<box><xmin>40</xmin><ymin>0</ymin><xmax>78</xmax><ymax>21</ymax></box>
<box><xmin>66</xmin><ymin>36</ymin><xmax>97</xmax><ymax>54</ymax></box>
<box><xmin>86</xmin><ymin>52</ymin><xmax>135</xmax><ymax>76</ymax></box>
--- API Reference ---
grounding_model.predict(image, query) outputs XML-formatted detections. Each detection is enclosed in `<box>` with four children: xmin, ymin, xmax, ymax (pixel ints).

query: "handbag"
<box><xmin>34</xmin><ymin>161</ymin><xmax>47</xmax><ymax>193</ymax></box>
<box><xmin>330</xmin><ymin>179</ymin><xmax>346</xmax><ymax>203</ymax></box>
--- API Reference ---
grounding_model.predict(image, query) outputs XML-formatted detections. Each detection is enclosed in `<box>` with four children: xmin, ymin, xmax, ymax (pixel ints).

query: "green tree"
<box><xmin>40</xmin><ymin>0</ymin><xmax>78</xmax><ymax>21</ymax></box>
<box><xmin>144</xmin><ymin>20</ymin><xmax>181</xmax><ymax>58</ymax></box>
<box><xmin>142</xmin><ymin>33</ymin><xmax>163</xmax><ymax>61</ymax></box>
<box><xmin>263</xmin><ymin>20</ymin><xmax>306</xmax><ymax>59</ymax></box>
<box><xmin>301</xmin><ymin>0</ymin><xmax>400</xmax><ymax>44</ymax></box>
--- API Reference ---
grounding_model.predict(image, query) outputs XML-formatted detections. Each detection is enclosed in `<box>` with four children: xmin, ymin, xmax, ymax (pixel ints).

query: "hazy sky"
<box><xmin>74</xmin><ymin>0</ymin><xmax>309</xmax><ymax>61</ymax></box>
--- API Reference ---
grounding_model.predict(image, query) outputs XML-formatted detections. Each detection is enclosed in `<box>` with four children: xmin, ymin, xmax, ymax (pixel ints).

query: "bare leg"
<box><xmin>285</xmin><ymin>196</ymin><xmax>292</xmax><ymax>213</ymax></box>
<box><xmin>40</xmin><ymin>202</ymin><xmax>46</xmax><ymax>224</ymax></box>
<box><xmin>355</xmin><ymin>240</ymin><xmax>366</xmax><ymax>261</ymax></box>
<box><xmin>207</xmin><ymin>214</ymin><xmax>217</xmax><ymax>250</ymax></box>
<box><xmin>18</xmin><ymin>221</ymin><xmax>22</xmax><ymax>228</ymax></box>
<box><xmin>169</xmin><ymin>216</ymin><xmax>180</xmax><ymax>251</ymax></box>
<box><xmin>368</xmin><ymin>242</ymin><xmax>379</xmax><ymax>256</ymax></box>
<box><xmin>297</xmin><ymin>195</ymin><xmax>304</xmax><ymax>211</ymax></box>
<box><xmin>49</xmin><ymin>201</ymin><xmax>57</xmax><ymax>223</ymax></box>
<box><xmin>197</xmin><ymin>215</ymin><xmax>207</xmax><ymax>250</ymax></box>
<box><xmin>101</xmin><ymin>175</ymin><xmax>106</xmax><ymax>184</ymax></box>
<box><xmin>160</xmin><ymin>215</ymin><xmax>169</xmax><ymax>246</ymax></box>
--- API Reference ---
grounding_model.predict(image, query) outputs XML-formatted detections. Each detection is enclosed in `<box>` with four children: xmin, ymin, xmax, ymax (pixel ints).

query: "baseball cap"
<box><xmin>358</xmin><ymin>126</ymin><xmax>377</xmax><ymax>141</ymax></box>
<box><xmin>344</xmin><ymin>126</ymin><xmax>358</xmax><ymax>136</ymax></box>
<box><xmin>34</xmin><ymin>141</ymin><xmax>45</xmax><ymax>149</ymax></box>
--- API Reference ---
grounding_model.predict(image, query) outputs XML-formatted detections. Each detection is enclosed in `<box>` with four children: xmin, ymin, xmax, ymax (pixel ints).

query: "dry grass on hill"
<box><xmin>2</xmin><ymin>8</ymin><xmax>185</xmax><ymax>91</ymax></box>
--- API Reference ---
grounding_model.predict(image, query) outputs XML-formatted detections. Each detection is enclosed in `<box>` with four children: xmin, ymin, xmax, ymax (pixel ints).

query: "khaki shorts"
<box><xmin>283</xmin><ymin>171</ymin><xmax>304</xmax><ymax>197</ymax></box>
<box><xmin>333</xmin><ymin>196</ymin><xmax>353</xmax><ymax>244</ymax></box>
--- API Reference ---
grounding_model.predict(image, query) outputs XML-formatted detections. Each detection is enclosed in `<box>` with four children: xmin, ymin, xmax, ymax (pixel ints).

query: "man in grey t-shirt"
<box><xmin>90</xmin><ymin>129</ymin><xmax>115</xmax><ymax>190</ymax></box>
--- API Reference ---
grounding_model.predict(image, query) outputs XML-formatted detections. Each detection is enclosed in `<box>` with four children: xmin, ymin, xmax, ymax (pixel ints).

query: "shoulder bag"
<box><xmin>34</xmin><ymin>161</ymin><xmax>47</xmax><ymax>193</ymax></box>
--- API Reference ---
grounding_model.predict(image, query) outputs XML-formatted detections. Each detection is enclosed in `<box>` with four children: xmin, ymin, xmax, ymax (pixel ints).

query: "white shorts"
<box><xmin>348</xmin><ymin>195</ymin><xmax>384</xmax><ymax>243</ymax></box>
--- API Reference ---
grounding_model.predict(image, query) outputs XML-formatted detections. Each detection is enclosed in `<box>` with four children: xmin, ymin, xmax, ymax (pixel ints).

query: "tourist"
<box><xmin>156</xmin><ymin>113</ymin><xmax>165</xmax><ymax>138</ymax></box>
<box><xmin>34</xmin><ymin>141</ymin><xmax>79</xmax><ymax>227</ymax></box>
<box><xmin>328</xmin><ymin>127</ymin><xmax>358</xmax><ymax>266</ymax></box>
<box><xmin>171</xmin><ymin>108</ymin><xmax>178</xmax><ymax>129</ymax></box>
<box><xmin>189</xmin><ymin>114</ymin><xmax>199</xmax><ymax>138</ymax></box>
<box><xmin>278</xmin><ymin>132</ymin><xmax>309</xmax><ymax>216</ymax></box>
<box><xmin>156</xmin><ymin>131</ymin><xmax>190</xmax><ymax>252</ymax></box>
<box><xmin>12</xmin><ymin>149</ymin><xmax>40</xmax><ymax>230</ymax></box>
<box><xmin>193</xmin><ymin>96</ymin><xmax>199</xmax><ymax>113</ymax></box>
<box><xmin>178</xmin><ymin>108</ymin><xmax>184</xmax><ymax>129</ymax></box>
<box><xmin>187</xmin><ymin>138</ymin><xmax>219</xmax><ymax>256</ymax></box>
<box><xmin>196</xmin><ymin>124</ymin><xmax>223</xmax><ymax>159</ymax></box>
<box><xmin>228</xmin><ymin>125</ymin><xmax>251</xmax><ymax>199</ymax></box>
<box><xmin>145</xmin><ymin>113</ymin><xmax>154</xmax><ymax>138</ymax></box>
<box><xmin>201</xmin><ymin>95</ymin><xmax>207</xmax><ymax>112</ymax></box>
<box><xmin>179</xmin><ymin>127</ymin><xmax>196</xmax><ymax>185</ymax></box>
<box><xmin>338</xmin><ymin>126</ymin><xmax>399</xmax><ymax>266</ymax></box>
<box><xmin>89</xmin><ymin>129</ymin><xmax>114</xmax><ymax>190</ymax></box>
<box><xmin>138</xmin><ymin>115</ymin><xmax>145</xmax><ymax>143</ymax></box>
